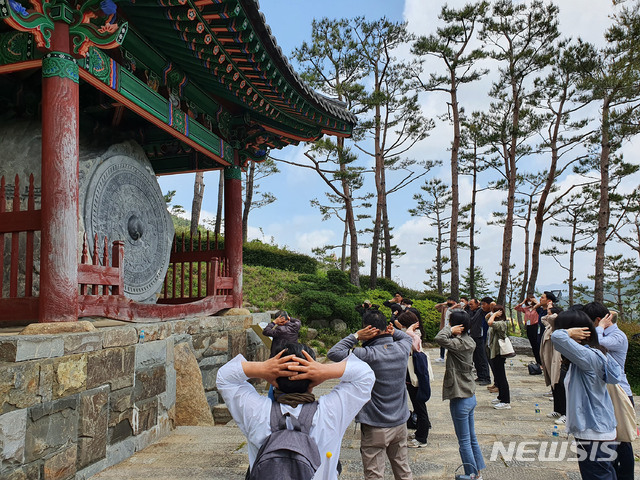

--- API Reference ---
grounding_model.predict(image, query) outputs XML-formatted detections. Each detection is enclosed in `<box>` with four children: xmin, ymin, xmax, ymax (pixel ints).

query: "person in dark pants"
<box><xmin>540</xmin><ymin>306</ymin><xmax>568</xmax><ymax>424</ymax></box>
<box><xmin>515</xmin><ymin>296</ymin><xmax>542</xmax><ymax>365</ymax></box>
<box><xmin>487</xmin><ymin>305</ymin><xmax>510</xmax><ymax>409</ymax></box>
<box><xmin>584</xmin><ymin>302</ymin><xmax>635</xmax><ymax>480</ymax></box>
<box><xmin>533</xmin><ymin>292</ymin><xmax>558</xmax><ymax>362</ymax></box>
<box><xmin>468</xmin><ymin>299</ymin><xmax>491</xmax><ymax>385</ymax></box>
<box><xmin>397</xmin><ymin>311</ymin><xmax>431</xmax><ymax>448</ymax></box>
<box><xmin>551</xmin><ymin>310</ymin><xmax>622</xmax><ymax>480</ymax></box>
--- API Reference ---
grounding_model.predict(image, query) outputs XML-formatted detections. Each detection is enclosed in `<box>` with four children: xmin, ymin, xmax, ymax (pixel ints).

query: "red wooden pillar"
<box><xmin>224</xmin><ymin>157</ymin><xmax>243</xmax><ymax>308</ymax></box>
<box><xmin>39</xmin><ymin>21</ymin><xmax>79</xmax><ymax>322</ymax></box>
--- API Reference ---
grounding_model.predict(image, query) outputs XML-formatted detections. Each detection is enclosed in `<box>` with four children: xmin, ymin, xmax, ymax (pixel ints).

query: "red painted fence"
<box><xmin>159</xmin><ymin>231</ymin><xmax>233</xmax><ymax>303</ymax></box>
<box><xmin>0</xmin><ymin>173</ymin><xmax>234</xmax><ymax>325</ymax></box>
<box><xmin>0</xmin><ymin>174</ymin><xmax>40</xmax><ymax>323</ymax></box>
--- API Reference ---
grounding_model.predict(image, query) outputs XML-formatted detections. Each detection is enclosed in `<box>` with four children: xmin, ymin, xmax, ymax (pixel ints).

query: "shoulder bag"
<box><xmin>498</xmin><ymin>337</ymin><xmax>516</xmax><ymax>358</ymax></box>
<box><xmin>606</xmin><ymin>383</ymin><xmax>638</xmax><ymax>443</ymax></box>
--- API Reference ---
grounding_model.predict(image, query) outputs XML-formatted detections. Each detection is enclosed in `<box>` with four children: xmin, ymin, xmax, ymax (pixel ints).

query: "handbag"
<box><xmin>606</xmin><ymin>383</ymin><xmax>638</xmax><ymax>442</ymax></box>
<box><xmin>528</xmin><ymin>362</ymin><xmax>542</xmax><ymax>375</ymax></box>
<box><xmin>498</xmin><ymin>337</ymin><xmax>516</xmax><ymax>358</ymax></box>
<box><xmin>454</xmin><ymin>463</ymin><xmax>479</xmax><ymax>480</ymax></box>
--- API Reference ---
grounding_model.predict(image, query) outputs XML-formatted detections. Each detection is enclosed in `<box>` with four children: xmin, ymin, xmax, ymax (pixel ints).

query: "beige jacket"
<box><xmin>539</xmin><ymin>314</ymin><xmax>562</xmax><ymax>386</ymax></box>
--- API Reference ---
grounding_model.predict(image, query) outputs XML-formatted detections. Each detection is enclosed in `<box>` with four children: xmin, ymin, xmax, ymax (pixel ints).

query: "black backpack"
<box><xmin>246</xmin><ymin>401</ymin><xmax>321</xmax><ymax>480</ymax></box>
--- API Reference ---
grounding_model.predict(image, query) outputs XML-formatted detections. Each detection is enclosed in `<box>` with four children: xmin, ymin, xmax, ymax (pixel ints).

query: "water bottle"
<box><xmin>139</xmin><ymin>329</ymin><xmax>145</xmax><ymax>343</ymax></box>
<box><xmin>552</xmin><ymin>425</ymin><xmax>559</xmax><ymax>437</ymax></box>
<box><xmin>510</xmin><ymin>359</ymin><xmax>514</xmax><ymax>369</ymax></box>
<box><xmin>535</xmin><ymin>403</ymin><xmax>541</xmax><ymax>421</ymax></box>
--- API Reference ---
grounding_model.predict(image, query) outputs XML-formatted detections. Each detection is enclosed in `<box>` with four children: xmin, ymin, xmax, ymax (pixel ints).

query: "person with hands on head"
<box><xmin>583</xmin><ymin>302</ymin><xmax>634</xmax><ymax>480</ymax></box>
<box><xmin>515</xmin><ymin>296</ymin><xmax>542</xmax><ymax>365</ymax></box>
<box><xmin>550</xmin><ymin>310</ymin><xmax>622</xmax><ymax>480</ymax></box>
<box><xmin>262</xmin><ymin>310</ymin><xmax>301</xmax><ymax>358</ymax></box>
<box><xmin>216</xmin><ymin>343</ymin><xmax>375</xmax><ymax>480</ymax></box>
<box><xmin>383</xmin><ymin>291</ymin><xmax>405</xmax><ymax>317</ymax></box>
<box><xmin>533</xmin><ymin>292</ymin><xmax>558</xmax><ymax>360</ymax></box>
<box><xmin>434</xmin><ymin>310</ymin><xmax>485</xmax><ymax>480</ymax></box>
<box><xmin>328</xmin><ymin>309</ymin><xmax>415</xmax><ymax>480</ymax></box>
<box><xmin>487</xmin><ymin>305</ymin><xmax>511</xmax><ymax>410</ymax></box>
<box><xmin>396</xmin><ymin>311</ymin><xmax>432</xmax><ymax>448</ymax></box>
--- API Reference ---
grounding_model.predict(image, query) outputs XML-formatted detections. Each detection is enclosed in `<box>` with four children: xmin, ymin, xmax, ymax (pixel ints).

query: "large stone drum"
<box><xmin>0</xmin><ymin>122</ymin><xmax>174</xmax><ymax>303</ymax></box>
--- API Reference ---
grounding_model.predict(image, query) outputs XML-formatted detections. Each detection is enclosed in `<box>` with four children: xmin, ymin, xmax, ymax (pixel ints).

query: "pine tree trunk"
<box><xmin>568</xmin><ymin>219</ymin><xmax>577</xmax><ymax>306</ymax></box>
<box><xmin>382</xmin><ymin>172</ymin><xmax>392</xmax><ymax>279</ymax></box>
<box><xmin>215</xmin><ymin>170</ymin><xmax>223</xmax><ymax>240</ymax></box>
<box><xmin>436</xmin><ymin>220</ymin><xmax>443</xmax><ymax>295</ymax></box>
<box><xmin>190</xmin><ymin>171</ymin><xmax>205</xmax><ymax>237</ymax></box>
<box><xmin>594</xmin><ymin>100</ymin><xmax>611</xmax><ymax>303</ymax></box>
<box><xmin>520</xmin><ymin>200</ymin><xmax>532</xmax><ymax>303</ymax></box>
<box><xmin>498</xmin><ymin>83</ymin><xmax>520</xmax><ymax>304</ymax></box>
<box><xmin>449</xmin><ymin>86</ymin><xmax>460</xmax><ymax>299</ymax></box>
<box><xmin>528</xmin><ymin>100</ymin><xmax>563</xmax><ymax>296</ymax></box>
<box><xmin>469</xmin><ymin>148</ymin><xmax>478</xmax><ymax>299</ymax></box>
<box><xmin>242</xmin><ymin>162</ymin><xmax>255</xmax><ymax>243</ymax></box>
<box><xmin>341</xmin><ymin>220</ymin><xmax>348</xmax><ymax>272</ymax></box>
<box><xmin>370</xmin><ymin>96</ymin><xmax>383</xmax><ymax>289</ymax></box>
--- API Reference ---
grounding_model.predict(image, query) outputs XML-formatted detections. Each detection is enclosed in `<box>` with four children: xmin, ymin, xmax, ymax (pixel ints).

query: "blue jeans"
<box><xmin>450</xmin><ymin>396</ymin><xmax>485</xmax><ymax>476</ymax></box>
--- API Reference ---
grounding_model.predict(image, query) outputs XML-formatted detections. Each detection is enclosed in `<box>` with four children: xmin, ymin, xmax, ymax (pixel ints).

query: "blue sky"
<box><xmin>159</xmin><ymin>0</ymin><xmax>638</xmax><ymax>293</ymax></box>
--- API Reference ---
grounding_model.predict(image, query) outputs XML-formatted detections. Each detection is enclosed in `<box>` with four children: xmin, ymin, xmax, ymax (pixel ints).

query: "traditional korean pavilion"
<box><xmin>0</xmin><ymin>0</ymin><xmax>356</xmax><ymax>324</ymax></box>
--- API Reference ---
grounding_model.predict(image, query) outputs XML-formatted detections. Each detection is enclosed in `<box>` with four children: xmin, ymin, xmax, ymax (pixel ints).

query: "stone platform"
<box><xmin>92</xmin><ymin>348</ymin><xmax>640</xmax><ymax>480</ymax></box>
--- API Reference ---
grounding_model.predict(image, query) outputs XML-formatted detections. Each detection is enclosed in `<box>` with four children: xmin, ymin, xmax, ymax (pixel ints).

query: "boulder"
<box><xmin>19</xmin><ymin>321</ymin><xmax>96</xmax><ymax>335</ymax></box>
<box><xmin>509</xmin><ymin>336</ymin><xmax>534</xmax><ymax>357</ymax></box>
<box><xmin>173</xmin><ymin>343</ymin><xmax>214</xmax><ymax>426</ymax></box>
<box><xmin>308</xmin><ymin>320</ymin><xmax>328</xmax><ymax>330</ymax></box>
<box><xmin>306</xmin><ymin>328</ymin><xmax>318</xmax><ymax>341</ymax></box>
<box><xmin>330</xmin><ymin>319</ymin><xmax>347</xmax><ymax>332</ymax></box>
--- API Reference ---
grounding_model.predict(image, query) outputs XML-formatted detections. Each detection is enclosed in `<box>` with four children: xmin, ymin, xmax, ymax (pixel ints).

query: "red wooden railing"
<box><xmin>0</xmin><ymin>174</ymin><xmax>41</xmax><ymax>323</ymax></box>
<box><xmin>158</xmin><ymin>231</ymin><xmax>233</xmax><ymax>304</ymax></box>
<box><xmin>78</xmin><ymin>233</ymin><xmax>124</xmax><ymax>297</ymax></box>
<box><xmin>0</xmin><ymin>172</ymin><xmax>234</xmax><ymax>324</ymax></box>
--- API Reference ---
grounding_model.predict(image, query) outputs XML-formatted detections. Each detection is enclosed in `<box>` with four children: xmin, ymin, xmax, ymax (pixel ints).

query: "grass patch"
<box><xmin>243</xmin><ymin>265</ymin><xmax>300</xmax><ymax>311</ymax></box>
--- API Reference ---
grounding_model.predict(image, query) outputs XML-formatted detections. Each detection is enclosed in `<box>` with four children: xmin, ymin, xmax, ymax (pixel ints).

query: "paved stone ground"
<box><xmin>93</xmin><ymin>348</ymin><xmax>640</xmax><ymax>479</ymax></box>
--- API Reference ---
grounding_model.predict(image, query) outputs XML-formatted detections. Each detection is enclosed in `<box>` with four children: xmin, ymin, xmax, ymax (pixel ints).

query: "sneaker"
<box><xmin>548</xmin><ymin>397</ymin><xmax>554</xmax><ymax>402</ymax></box>
<box><xmin>491</xmin><ymin>398</ymin><xmax>501</xmax><ymax>404</ymax></box>
<box><xmin>408</xmin><ymin>438</ymin><xmax>427</xmax><ymax>448</ymax></box>
<box><xmin>543</xmin><ymin>391</ymin><xmax>554</xmax><ymax>397</ymax></box>
<box><xmin>493</xmin><ymin>402</ymin><xmax>512</xmax><ymax>410</ymax></box>
<box><xmin>478</xmin><ymin>380</ymin><xmax>491</xmax><ymax>386</ymax></box>
<box><xmin>407</xmin><ymin>432</ymin><xmax>415</xmax><ymax>440</ymax></box>
<box><xmin>436</xmin><ymin>357</ymin><xmax>445</xmax><ymax>363</ymax></box>
<box><xmin>555</xmin><ymin>415</ymin><xmax>566</xmax><ymax>425</ymax></box>
<box><xmin>547</xmin><ymin>411</ymin><xmax>561</xmax><ymax>419</ymax></box>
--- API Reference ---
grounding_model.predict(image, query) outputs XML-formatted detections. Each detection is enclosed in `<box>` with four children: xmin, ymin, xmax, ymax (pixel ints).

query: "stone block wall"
<box><xmin>0</xmin><ymin>314</ymin><xmax>261</xmax><ymax>480</ymax></box>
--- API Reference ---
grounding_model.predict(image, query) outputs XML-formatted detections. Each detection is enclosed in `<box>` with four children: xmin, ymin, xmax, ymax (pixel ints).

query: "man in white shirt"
<box><xmin>216</xmin><ymin>343</ymin><xmax>375</xmax><ymax>480</ymax></box>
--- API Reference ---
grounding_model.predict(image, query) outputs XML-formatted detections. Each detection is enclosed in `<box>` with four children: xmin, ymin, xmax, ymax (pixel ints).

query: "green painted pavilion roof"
<box><xmin>0</xmin><ymin>0</ymin><xmax>355</xmax><ymax>172</ymax></box>
<box><xmin>117</xmin><ymin>0</ymin><xmax>356</xmax><ymax>149</ymax></box>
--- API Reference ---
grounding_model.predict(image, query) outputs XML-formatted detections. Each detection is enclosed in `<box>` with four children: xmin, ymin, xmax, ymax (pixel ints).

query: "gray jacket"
<box><xmin>262</xmin><ymin>318</ymin><xmax>301</xmax><ymax>357</ymax></box>
<box><xmin>328</xmin><ymin>329</ymin><xmax>412</xmax><ymax>428</ymax></box>
<box><xmin>434</xmin><ymin>326</ymin><xmax>476</xmax><ymax>401</ymax></box>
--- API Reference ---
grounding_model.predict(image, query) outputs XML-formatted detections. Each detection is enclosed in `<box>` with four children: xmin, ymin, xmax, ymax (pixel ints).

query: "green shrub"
<box><xmin>243</xmin><ymin>241</ymin><xmax>317</xmax><ymax>274</ymax></box>
<box><xmin>359</xmin><ymin>276</ymin><xmax>423</xmax><ymax>299</ymax></box>
<box><xmin>618</xmin><ymin>321</ymin><xmax>640</xmax><ymax>395</ymax></box>
<box><xmin>422</xmin><ymin>291</ymin><xmax>447</xmax><ymax>303</ymax></box>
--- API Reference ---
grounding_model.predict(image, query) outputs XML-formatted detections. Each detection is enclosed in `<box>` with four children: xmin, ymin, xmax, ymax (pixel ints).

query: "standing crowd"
<box><xmin>216</xmin><ymin>294</ymin><xmax>636</xmax><ymax>480</ymax></box>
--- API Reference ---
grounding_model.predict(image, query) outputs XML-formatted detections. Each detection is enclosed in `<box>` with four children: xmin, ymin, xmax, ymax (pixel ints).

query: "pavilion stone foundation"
<box><xmin>0</xmin><ymin>314</ymin><xmax>269</xmax><ymax>480</ymax></box>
